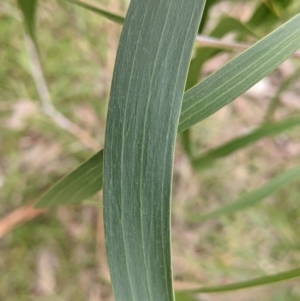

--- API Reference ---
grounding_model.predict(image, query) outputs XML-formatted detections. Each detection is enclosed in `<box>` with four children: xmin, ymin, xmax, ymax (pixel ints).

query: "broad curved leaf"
<box><xmin>103</xmin><ymin>1</ymin><xmax>205</xmax><ymax>301</ymax></box>
<box><xmin>66</xmin><ymin>0</ymin><xmax>125</xmax><ymax>24</ymax></box>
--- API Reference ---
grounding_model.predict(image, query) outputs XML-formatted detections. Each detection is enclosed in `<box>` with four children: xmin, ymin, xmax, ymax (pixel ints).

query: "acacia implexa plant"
<box><xmin>16</xmin><ymin>0</ymin><xmax>300</xmax><ymax>300</ymax></box>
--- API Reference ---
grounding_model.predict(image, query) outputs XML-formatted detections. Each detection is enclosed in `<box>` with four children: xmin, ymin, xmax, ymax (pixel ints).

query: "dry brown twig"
<box><xmin>0</xmin><ymin>204</ymin><xmax>46</xmax><ymax>238</ymax></box>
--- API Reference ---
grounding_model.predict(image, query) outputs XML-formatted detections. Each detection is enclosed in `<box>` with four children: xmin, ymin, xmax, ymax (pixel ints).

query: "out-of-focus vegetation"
<box><xmin>0</xmin><ymin>0</ymin><xmax>300</xmax><ymax>300</ymax></box>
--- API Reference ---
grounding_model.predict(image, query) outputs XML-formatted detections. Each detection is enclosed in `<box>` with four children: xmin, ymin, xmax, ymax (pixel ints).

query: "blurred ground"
<box><xmin>0</xmin><ymin>1</ymin><xmax>300</xmax><ymax>301</ymax></box>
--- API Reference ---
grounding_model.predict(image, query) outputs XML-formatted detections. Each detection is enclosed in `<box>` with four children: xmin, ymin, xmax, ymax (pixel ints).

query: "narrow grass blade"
<box><xmin>17</xmin><ymin>0</ymin><xmax>37</xmax><ymax>41</ymax></box>
<box><xmin>175</xmin><ymin>292</ymin><xmax>198</xmax><ymax>301</ymax></box>
<box><xmin>185</xmin><ymin>267</ymin><xmax>300</xmax><ymax>293</ymax></box>
<box><xmin>193</xmin><ymin>116</ymin><xmax>300</xmax><ymax>168</ymax></box>
<box><xmin>36</xmin><ymin>15</ymin><xmax>300</xmax><ymax>208</ymax></box>
<box><xmin>103</xmin><ymin>1</ymin><xmax>205</xmax><ymax>300</ymax></box>
<box><xmin>36</xmin><ymin>151</ymin><xmax>103</xmax><ymax>208</ymax></box>
<box><xmin>264</xmin><ymin>72</ymin><xmax>300</xmax><ymax>122</ymax></box>
<box><xmin>178</xmin><ymin>13</ymin><xmax>300</xmax><ymax>132</ymax></box>
<box><xmin>197</xmin><ymin>164</ymin><xmax>300</xmax><ymax>222</ymax></box>
<box><xmin>66</xmin><ymin>0</ymin><xmax>125</xmax><ymax>24</ymax></box>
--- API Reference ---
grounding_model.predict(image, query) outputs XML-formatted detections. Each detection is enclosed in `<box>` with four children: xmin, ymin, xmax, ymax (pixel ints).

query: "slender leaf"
<box><xmin>66</xmin><ymin>0</ymin><xmax>125</xmax><ymax>24</ymax></box>
<box><xmin>193</xmin><ymin>116</ymin><xmax>300</xmax><ymax>168</ymax></box>
<box><xmin>36</xmin><ymin>14</ymin><xmax>300</xmax><ymax>208</ymax></box>
<box><xmin>175</xmin><ymin>292</ymin><xmax>198</xmax><ymax>301</ymax></box>
<box><xmin>103</xmin><ymin>1</ymin><xmax>205</xmax><ymax>301</ymax></box>
<box><xmin>186</xmin><ymin>16</ymin><xmax>257</xmax><ymax>91</ymax></box>
<box><xmin>17</xmin><ymin>0</ymin><xmax>37</xmax><ymax>41</ymax></box>
<box><xmin>36</xmin><ymin>151</ymin><xmax>103</xmax><ymax>208</ymax></box>
<box><xmin>183</xmin><ymin>16</ymin><xmax>257</xmax><ymax>159</ymax></box>
<box><xmin>264</xmin><ymin>72</ymin><xmax>300</xmax><ymax>122</ymax></box>
<box><xmin>178</xmin><ymin>13</ymin><xmax>300</xmax><ymax>132</ymax></box>
<box><xmin>185</xmin><ymin>267</ymin><xmax>300</xmax><ymax>293</ymax></box>
<box><xmin>196</xmin><ymin>164</ymin><xmax>300</xmax><ymax>222</ymax></box>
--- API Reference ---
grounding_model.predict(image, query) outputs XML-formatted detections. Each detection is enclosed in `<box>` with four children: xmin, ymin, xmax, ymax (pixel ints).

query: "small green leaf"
<box><xmin>66</xmin><ymin>0</ymin><xmax>125</xmax><ymax>24</ymax></box>
<box><xmin>17</xmin><ymin>0</ymin><xmax>37</xmax><ymax>41</ymax></box>
<box><xmin>197</xmin><ymin>164</ymin><xmax>300</xmax><ymax>222</ymax></box>
<box><xmin>185</xmin><ymin>267</ymin><xmax>300</xmax><ymax>293</ymax></box>
<box><xmin>175</xmin><ymin>291</ymin><xmax>198</xmax><ymax>301</ymax></box>
<box><xmin>264</xmin><ymin>71</ymin><xmax>300</xmax><ymax>122</ymax></box>
<box><xmin>193</xmin><ymin>116</ymin><xmax>300</xmax><ymax>168</ymax></box>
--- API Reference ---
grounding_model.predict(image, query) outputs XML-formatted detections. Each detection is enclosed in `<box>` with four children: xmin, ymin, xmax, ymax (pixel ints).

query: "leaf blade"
<box><xmin>197</xmin><ymin>164</ymin><xmax>300</xmax><ymax>222</ymax></box>
<box><xmin>186</xmin><ymin>267</ymin><xmax>300</xmax><ymax>293</ymax></box>
<box><xmin>193</xmin><ymin>116</ymin><xmax>300</xmax><ymax>168</ymax></box>
<box><xmin>178</xmin><ymin>13</ymin><xmax>300</xmax><ymax>132</ymax></box>
<box><xmin>66</xmin><ymin>0</ymin><xmax>125</xmax><ymax>24</ymax></box>
<box><xmin>36</xmin><ymin>151</ymin><xmax>103</xmax><ymax>208</ymax></box>
<box><xmin>103</xmin><ymin>1</ymin><xmax>205</xmax><ymax>301</ymax></box>
<box><xmin>175</xmin><ymin>291</ymin><xmax>198</xmax><ymax>301</ymax></box>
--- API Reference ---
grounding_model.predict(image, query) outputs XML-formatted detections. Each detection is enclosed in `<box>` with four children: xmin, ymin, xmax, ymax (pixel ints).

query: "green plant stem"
<box><xmin>24</xmin><ymin>34</ymin><xmax>100</xmax><ymax>151</ymax></box>
<box><xmin>264</xmin><ymin>71</ymin><xmax>300</xmax><ymax>123</ymax></box>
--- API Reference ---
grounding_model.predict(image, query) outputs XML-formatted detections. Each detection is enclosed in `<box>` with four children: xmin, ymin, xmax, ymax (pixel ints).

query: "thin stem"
<box><xmin>196</xmin><ymin>34</ymin><xmax>300</xmax><ymax>59</ymax></box>
<box><xmin>24</xmin><ymin>34</ymin><xmax>101</xmax><ymax>152</ymax></box>
<box><xmin>196</xmin><ymin>34</ymin><xmax>249</xmax><ymax>50</ymax></box>
<box><xmin>263</xmin><ymin>71</ymin><xmax>300</xmax><ymax>123</ymax></box>
<box><xmin>0</xmin><ymin>203</ymin><xmax>46</xmax><ymax>238</ymax></box>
